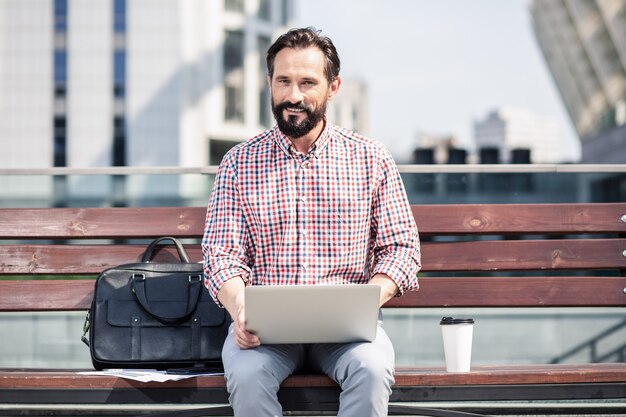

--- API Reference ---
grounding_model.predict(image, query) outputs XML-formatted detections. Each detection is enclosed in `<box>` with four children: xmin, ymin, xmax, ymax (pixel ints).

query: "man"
<box><xmin>202</xmin><ymin>27</ymin><xmax>420</xmax><ymax>417</ymax></box>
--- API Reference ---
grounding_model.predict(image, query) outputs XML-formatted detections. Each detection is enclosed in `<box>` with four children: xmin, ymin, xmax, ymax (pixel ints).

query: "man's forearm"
<box><xmin>217</xmin><ymin>276</ymin><xmax>246</xmax><ymax>319</ymax></box>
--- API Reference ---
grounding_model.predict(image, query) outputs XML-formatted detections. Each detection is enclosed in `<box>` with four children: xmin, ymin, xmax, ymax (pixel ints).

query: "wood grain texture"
<box><xmin>1</xmin><ymin>203</ymin><xmax>624</xmax><ymax>238</ymax></box>
<box><xmin>1</xmin><ymin>239</ymin><xmax>624</xmax><ymax>274</ymax></box>
<box><xmin>2</xmin><ymin>276</ymin><xmax>624</xmax><ymax>311</ymax></box>
<box><xmin>1</xmin><ymin>363</ymin><xmax>625</xmax><ymax>388</ymax></box>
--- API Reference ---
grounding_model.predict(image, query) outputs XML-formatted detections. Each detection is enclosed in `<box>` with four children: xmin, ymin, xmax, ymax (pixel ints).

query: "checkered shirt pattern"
<box><xmin>202</xmin><ymin>123</ymin><xmax>421</xmax><ymax>303</ymax></box>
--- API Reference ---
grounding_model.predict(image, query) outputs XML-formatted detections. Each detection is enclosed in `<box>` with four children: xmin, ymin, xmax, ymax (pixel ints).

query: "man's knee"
<box><xmin>225</xmin><ymin>353</ymin><xmax>282</xmax><ymax>394</ymax></box>
<box><xmin>337</xmin><ymin>342</ymin><xmax>395</xmax><ymax>393</ymax></box>
<box><xmin>347</xmin><ymin>357</ymin><xmax>393</xmax><ymax>387</ymax></box>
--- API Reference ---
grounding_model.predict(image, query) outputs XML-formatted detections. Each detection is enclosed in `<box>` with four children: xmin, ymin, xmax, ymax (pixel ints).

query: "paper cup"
<box><xmin>440</xmin><ymin>317</ymin><xmax>474</xmax><ymax>372</ymax></box>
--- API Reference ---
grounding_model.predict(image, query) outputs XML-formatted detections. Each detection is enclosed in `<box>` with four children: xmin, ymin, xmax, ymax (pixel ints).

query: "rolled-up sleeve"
<box><xmin>370</xmin><ymin>148</ymin><xmax>421</xmax><ymax>295</ymax></box>
<box><xmin>202</xmin><ymin>153</ymin><xmax>251</xmax><ymax>304</ymax></box>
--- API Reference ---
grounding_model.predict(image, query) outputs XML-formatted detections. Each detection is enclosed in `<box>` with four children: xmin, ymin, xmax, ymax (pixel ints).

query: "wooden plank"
<box><xmin>412</xmin><ymin>203</ymin><xmax>626</xmax><ymax>235</ymax></box>
<box><xmin>0</xmin><ymin>245</ymin><xmax>203</xmax><ymax>275</ymax></box>
<box><xmin>2</xmin><ymin>239</ymin><xmax>625</xmax><ymax>275</ymax></box>
<box><xmin>386</xmin><ymin>276</ymin><xmax>626</xmax><ymax>307</ymax></box>
<box><xmin>421</xmin><ymin>238</ymin><xmax>626</xmax><ymax>271</ymax></box>
<box><xmin>392</xmin><ymin>363</ymin><xmax>626</xmax><ymax>386</ymax></box>
<box><xmin>1</xmin><ymin>203</ymin><xmax>625</xmax><ymax>239</ymax></box>
<box><xmin>0</xmin><ymin>280</ymin><xmax>95</xmax><ymax>311</ymax></box>
<box><xmin>2</xmin><ymin>276</ymin><xmax>625</xmax><ymax>312</ymax></box>
<box><xmin>0</xmin><ymin>364</ymin><xmax>624</xmax><ymax>389</ymax></box>
<box><xmin>0</xmin><ymin>207</ymin><xmax>207</xmax><ymax>239</ymax></box>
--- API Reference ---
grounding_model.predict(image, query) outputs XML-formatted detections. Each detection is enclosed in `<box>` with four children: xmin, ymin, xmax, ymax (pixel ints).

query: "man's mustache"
<box><xmin>275</xmin><ymin>101</ymin><xmax>310</xmax><ymax>114</ymax></box>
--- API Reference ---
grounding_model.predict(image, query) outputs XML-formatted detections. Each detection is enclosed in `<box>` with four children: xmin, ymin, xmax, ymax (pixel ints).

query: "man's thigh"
<box><xmin>222</xmin><ymin>324</ymin><xmax>306</xmax><ymax>383</ymax></box>
<box><xmin>306</xmin><ymin>325</ymin><xmax>395</xmax><ymax>384</ymax></box>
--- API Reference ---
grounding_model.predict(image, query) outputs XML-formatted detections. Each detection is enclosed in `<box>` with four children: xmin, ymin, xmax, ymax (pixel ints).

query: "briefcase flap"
<box><xmin>107</xmin><ymin>299</ymin><xmax>226</xmax><ymax>327</ymax></box>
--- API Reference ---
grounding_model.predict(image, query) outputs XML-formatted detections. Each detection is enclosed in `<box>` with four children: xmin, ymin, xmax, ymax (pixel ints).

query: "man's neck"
<box><xmin>287</xmin><ymin>120</ymin><xmax>325</xmax><ymax>154</ymax></box>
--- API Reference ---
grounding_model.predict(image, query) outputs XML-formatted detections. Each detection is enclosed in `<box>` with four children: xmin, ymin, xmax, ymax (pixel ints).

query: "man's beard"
<box><xmin>272</xmin><ymin>99</ymin><xmax>327</xmax><ymax>139</ymax></box>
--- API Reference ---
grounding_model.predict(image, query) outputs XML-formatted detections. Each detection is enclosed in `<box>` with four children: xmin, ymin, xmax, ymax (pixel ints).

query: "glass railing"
<box><xmin>1</xmin><ymin>164</ymin><xmax>625</xmax><ymax>207</ymax></box>
<box><xmin>0</xmin><ymin>165</ymin><xmax>625</xmax><ymax>368</ymax></box>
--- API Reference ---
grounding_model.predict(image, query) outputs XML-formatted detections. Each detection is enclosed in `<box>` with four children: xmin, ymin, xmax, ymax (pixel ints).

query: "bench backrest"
<box><xmin>0</xmin><ymin>203</ymin><xmax>625</xmax><ymax>311</ymax></box>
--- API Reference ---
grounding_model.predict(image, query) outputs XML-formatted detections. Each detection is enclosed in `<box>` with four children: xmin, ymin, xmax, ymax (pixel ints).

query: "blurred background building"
<box><xmin>531</xmin><ymin>0</ymin><xmax>626</xmax><ymax>163</ymax></box>
<box><xmin>0</xmin><ymin>0</ymin><xmax>294</xmax><ymax>171</ymax></box>
<box><xmin>413</xmin><ymin>131</ymin><xmax>462</xmax><ymax>165</ymax></box>
<box><xmin>326</xmin><ymin>79</ymin><xmax>370</xmax><ymax>135</ymax></box>
<box><xmin>474</xmin><ymin>107</ymin><xmax>560</xmax><ymax>164</ymax></box>
<box><xmin>0</xmin><ymin>0</ymin><xmax>298</xmax><ymax>201</ymax></box>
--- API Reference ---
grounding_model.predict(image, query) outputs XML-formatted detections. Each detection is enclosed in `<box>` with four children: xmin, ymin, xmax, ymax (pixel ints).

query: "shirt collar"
<box><xmin>273</xmin><ymin>120</ymin><xmax>333</xmax><ymax>160</ymax></box>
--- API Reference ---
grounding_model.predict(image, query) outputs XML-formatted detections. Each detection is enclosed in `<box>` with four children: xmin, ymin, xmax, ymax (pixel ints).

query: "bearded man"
<box><xmin>202</xmin><ymin>27</ymin><xmax>421</xmax><ymax>417</ymax></box>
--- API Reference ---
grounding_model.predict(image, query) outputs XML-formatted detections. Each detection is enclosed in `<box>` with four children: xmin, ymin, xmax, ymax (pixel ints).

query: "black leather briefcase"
<box><xmin>82</xmin><ymin>237</ymin><xmax>230</xmax><ymax>370</ymax></box>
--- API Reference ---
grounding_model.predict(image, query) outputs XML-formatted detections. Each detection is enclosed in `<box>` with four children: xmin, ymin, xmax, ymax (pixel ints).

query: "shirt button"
<box><xmin>301</xmin><ymin>262</ymin><xmax>308</xmax><ymax>269</ymax></box>
<box><xmin>300</xmin><ymin>196</ymin><xmax>307</xmax><ymax>202</ymax></box>
<box><xmin>301</xmin><ymin>230</ymin><xmax>308</xmax><ymax>237</ymax></box>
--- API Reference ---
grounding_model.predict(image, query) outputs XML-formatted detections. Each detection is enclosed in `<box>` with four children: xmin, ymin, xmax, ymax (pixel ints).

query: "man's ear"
<box><xmin>267</xmin><ymin>75</ymin><xmax>272</xmax><ymax>90</ymax></box>
<box><xmin>328</xmin><ymin>76</ymin><xmax>341</xmax><ymax>101</ymax></box>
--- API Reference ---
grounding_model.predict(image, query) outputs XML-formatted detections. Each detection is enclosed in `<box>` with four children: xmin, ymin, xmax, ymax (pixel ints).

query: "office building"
<box><xmin>327</xmin><ymin>79</ymin><xmax>370</xmax><ymax>136</ymax></box>
<box><xmin>474</xmin><ymin>107</ymin><xmax>560</xmax><ymax>164</ymax></box>
<box><xmin>0</xmin><ymin>0</ymin><xmax>293</xmax><ymax>201</ymax></box>
<box><xmin>530</xmin><ymin>0</ymin><xmax>626</xmax><ymax>163</ymax></box>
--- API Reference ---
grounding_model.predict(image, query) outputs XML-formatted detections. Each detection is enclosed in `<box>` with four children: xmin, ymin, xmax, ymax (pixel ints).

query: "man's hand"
<box><xmin>369</xmin><ymin>274</ymin><xmax>399</xmax><ymax>307</ymax></box>
<box><xmin>217</xmin><ymin>277</ymin><xmax>261</xmax><ymax>349</ymax></box>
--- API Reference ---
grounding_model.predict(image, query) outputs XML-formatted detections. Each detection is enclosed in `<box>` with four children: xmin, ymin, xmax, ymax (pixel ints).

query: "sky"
<box><xmin>294</xmin><ymin>0</ymin><xmax>581</xmax><ymax>163</ymax></box>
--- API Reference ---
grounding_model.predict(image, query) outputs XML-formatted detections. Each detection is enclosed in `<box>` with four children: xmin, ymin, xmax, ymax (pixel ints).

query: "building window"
<box><xmin>112</xmin><ymin>117</ymin><xmax>126</xmax><ymax>166</ymax></box>
<box><xmin>225</xmin><ymin>0</ymin><xmax>244</xmax><ymax>13</ymax></box>
<box><xmin>113</xmin><ymin>0</ymin><xmax>126</xmax><ymax>33</ymax></box>
<box><xmin>53</xmin><ymin>50</ymin><xmax>67</xmax><ymax>98</ymax></box>
<box><xmin>53</xmin><ymin>0</ymin><xmax>68</xmax><ymax>167</ymax></box>
<box><xmin>258</xmin><ymin>0</ymin><xmax>271</xmax><ymax>21</ymax></box>
<box><xmin>53</xmin><ymin>117</ymin><xmax>67</xmax><ymax>167</ymax></box>
<box><xmin>54</xmin><ymin>0</ymin><xmax>68</xmax><ymax>32</ymax></box>
<box><xmin>258</xmin><ymin>35</ymin><xmax>271</xmax><ymax>127</ymax></box>
<box><xmin>281</xmin><ymin>0</ymin><xmax>291</xmax><ymax>25</ymax></box>
<box><xmin>210</xmin><ymin>139</ymin><xmax>238</xmax><ymax>165</ymax></box>
<box><xmin>113</xmin><ymin>50</ymin><xmax>126</xmax><ymax>98</ymax></box>
<box><xmin>224</xmin><ymin>30</ymin><xmax>245</xmax><ymax>122</ymax></box>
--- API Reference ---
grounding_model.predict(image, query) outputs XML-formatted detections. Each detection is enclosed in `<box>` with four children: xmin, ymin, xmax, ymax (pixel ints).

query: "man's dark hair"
<box><xmin>266</xmin><ymin>27</ymin><xmax>340</xmax><ymax>84</ymax></box>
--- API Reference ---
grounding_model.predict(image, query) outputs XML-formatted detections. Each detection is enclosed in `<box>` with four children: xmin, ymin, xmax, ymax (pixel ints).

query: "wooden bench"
<box><xmin>1</xmin><ymin>203</ymin><xmax>625</xmax><ymax>416</ymax></box>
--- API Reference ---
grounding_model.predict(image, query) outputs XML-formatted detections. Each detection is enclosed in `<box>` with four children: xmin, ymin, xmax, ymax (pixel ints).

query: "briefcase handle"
<box><xmin>132</xmin><ymin>274</ymin><xmax>203</xmax><ymax>324</ymax></box>
<box><xmin>141</xmin><ymin>236</ymin><xmax>191</xmax><ymax>263</ymax></box>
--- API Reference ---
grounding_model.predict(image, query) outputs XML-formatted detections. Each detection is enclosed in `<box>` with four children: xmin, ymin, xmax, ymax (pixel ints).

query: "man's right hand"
<box><xmin>217</xmin><ymin>277</ymin><xmax>260</xmax><ymax>349</ymax></box>
<box><xmin>232</xmin><ymin>307</ymin><xmax>261</xmax><ymax>349</ymax></box>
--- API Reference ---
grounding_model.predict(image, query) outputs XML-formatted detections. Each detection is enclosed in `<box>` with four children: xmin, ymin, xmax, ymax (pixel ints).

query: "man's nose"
<box><xmin>286</xmin><ymin>85</ymin><xmax>304</xmax><ymax>103</ymax></box>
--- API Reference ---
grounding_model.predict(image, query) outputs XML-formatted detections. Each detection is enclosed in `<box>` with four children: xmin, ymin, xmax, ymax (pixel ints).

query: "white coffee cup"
<box><xmin>440</xmin><ymin>317</ymin><xmax>474</xmax><ymax>373</ymax></box>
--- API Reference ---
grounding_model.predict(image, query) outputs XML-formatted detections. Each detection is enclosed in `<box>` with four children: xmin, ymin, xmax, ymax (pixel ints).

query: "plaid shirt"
<box><xmin>202</xmin><ymin>123</ymin><xmax>420</xmax><ymax>303</ymax></box>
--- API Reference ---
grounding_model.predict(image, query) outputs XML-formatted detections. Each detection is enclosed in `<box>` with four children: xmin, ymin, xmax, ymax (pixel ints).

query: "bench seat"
<box><xmin>2</xmin><ymin>364</ymin><xmax>626</xmax><ymax>415</ymax></box>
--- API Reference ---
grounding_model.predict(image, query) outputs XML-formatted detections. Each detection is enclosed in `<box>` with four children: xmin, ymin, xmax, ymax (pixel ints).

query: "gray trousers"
<box><xmin>221</xmin><ymin>323</ymin><xmax>395</xmax><ymax>417</ymax></box>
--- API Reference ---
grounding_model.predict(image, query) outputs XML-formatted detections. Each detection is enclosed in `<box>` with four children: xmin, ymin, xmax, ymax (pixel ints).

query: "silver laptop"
<box><xmin>244</xmin><ymin>284</ymin><xmax>381</xmax><ymax>344</ymax></box>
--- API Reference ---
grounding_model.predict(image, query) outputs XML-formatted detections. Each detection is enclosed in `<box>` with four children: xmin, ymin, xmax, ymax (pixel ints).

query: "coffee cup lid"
<box><xmin>440</xmin><ymin>317</ymin><xmax>474</xmax><ymax>325</ymax></box>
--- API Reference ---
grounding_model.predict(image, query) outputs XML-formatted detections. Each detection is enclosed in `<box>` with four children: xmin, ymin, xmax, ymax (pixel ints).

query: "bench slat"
<box><xmin>424</xmin><ymin>238</ymin><xmax>626</xmax><ymax>271</ymax></box>
<box><xmin>1</xmin><ymin>276</ymin><xmax>624</xmax><ymax>312</ymax></box>
<box><xmin>1</xmin><ymin>239</ymin><xmax>624</xmax><ymax>275</ymax></box>
<box><xmin>1</xmin><ymin>364</ymin><xmax>625</xmax><ymax>388</ymax></box>
<box><xmin>0</xmin><ymin>207</ymin><xmax>206</xmax><ymax>239</ymax></box>
<box><xmin>1</xmin><ymin>203</ymin><xmax>624</xmax><ymax>239</ymax></box>
<box><xmin>412</xmin><ymin>203</ymin><xmax>626</xmax><ymax>235</ymax></box>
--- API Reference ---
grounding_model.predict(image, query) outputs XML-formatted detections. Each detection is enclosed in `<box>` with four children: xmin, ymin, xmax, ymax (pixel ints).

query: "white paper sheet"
<box><xmin>78</xmin><ymin>369</ymin><xmax>224</xmax><ymax>383</ymax></box>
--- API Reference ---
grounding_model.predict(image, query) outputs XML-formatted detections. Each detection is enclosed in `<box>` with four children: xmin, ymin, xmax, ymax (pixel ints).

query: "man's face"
<box><xmin>269</xmin><ymin>47</ymin><xmax>339</xmax><ymax>139</ymax></box>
